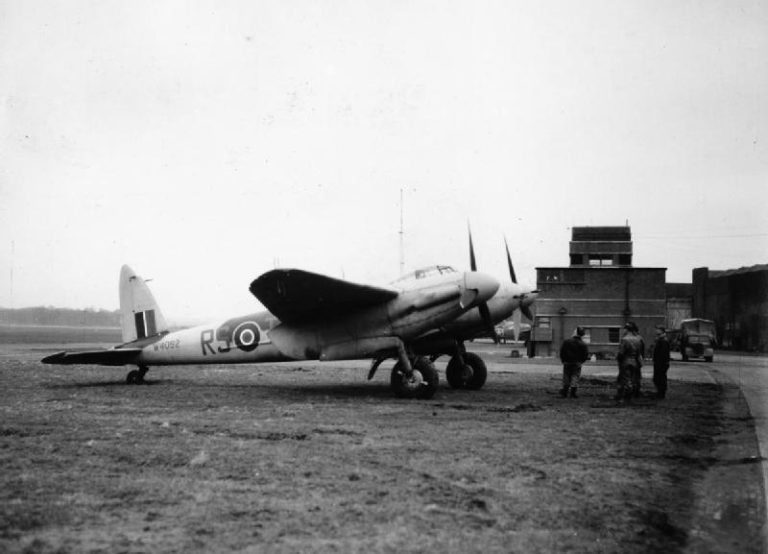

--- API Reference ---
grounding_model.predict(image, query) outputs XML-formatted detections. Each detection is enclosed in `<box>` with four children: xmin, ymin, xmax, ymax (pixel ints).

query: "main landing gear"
<box><xmin>390</xmin><ymin>356</ymin><xmax>439</xmax><ymax>399</ymax></box>
<box><xmin>445</xmin><ymin>351</ymin><xmax>488</xmax><ymax>390</ymax></box>
<box><xmin>126</xmin><ymin>365</ymin><xmax>149</xmax><ymax>385</ymax></box>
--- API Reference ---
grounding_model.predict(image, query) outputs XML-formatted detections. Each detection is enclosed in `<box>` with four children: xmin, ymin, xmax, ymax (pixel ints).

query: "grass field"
<box><xmin>0</xmin><ymin>332</ymin><xmax>764</xmax><ymax>553</ymax></box>
<box><xmin>0</xmin><ymin>324</ymin><xmax>122</xmax><ymax>345</ymax></box>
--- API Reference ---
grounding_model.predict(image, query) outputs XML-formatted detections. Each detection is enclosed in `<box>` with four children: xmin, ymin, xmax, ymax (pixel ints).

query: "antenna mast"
<box><xmin>9</xmin><ymin>240</ymin><xmax>14</xmax><ymax>309</ymax></box>
<box><xmin>399</xmin><ymin>189</ymin><xmax>405</xmax><ymax>275</ymax></box>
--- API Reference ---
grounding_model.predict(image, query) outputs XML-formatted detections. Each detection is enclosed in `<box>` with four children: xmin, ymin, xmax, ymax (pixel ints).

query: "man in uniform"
<box><xmin>559</xmin><ymin>326</ymin><xmax>590</xmax><ymax>398</ymax></box>
<box><xmin>616</xmin><ymin>321</ymin><xmax>645</xmax><ymax>402</ymax></box>
<box><xmin>652</xmin><ymin>326</ymin><xmax>671</xmax><ymax>399</ymax></box>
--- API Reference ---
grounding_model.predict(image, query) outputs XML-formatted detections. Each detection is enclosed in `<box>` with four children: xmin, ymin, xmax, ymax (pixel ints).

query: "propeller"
<box><xmin>512</xmin><ymin>301</ymin><xmax>522</xmax><ymax>342</ymax></box>
<box><xmin>468</xmin><ymin>224</ymin><xmax>499</xmax><ymax>344</ymax></box>
<box><xmin>505</xmin><ymin>236</ymin><xmax>535</xmax><ymax>321</ymax></box>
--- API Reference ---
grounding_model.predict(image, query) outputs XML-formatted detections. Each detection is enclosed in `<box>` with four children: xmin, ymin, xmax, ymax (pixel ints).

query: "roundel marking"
<box><xmin>233</xmin><ymin>321</ymin><xmax>261</xmax><ymax>352</ymax></box>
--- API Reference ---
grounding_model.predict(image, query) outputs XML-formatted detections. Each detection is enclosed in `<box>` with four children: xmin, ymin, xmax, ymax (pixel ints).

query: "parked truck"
<box><xmin>677</xmin><ymin>318</ymin><xmax>716</xmax><ymax>362</ymax></box>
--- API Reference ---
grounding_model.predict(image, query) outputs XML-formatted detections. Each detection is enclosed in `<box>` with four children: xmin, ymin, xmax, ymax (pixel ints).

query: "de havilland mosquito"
<box><xmin>43</xmin><ymin>262</ymin><xmax>499</xmax><ymax>399</ymax></box>
<box><xmin>42</xmin><ymin>234</ymin><xmax>537</xmax><ymax>399</ymax></box>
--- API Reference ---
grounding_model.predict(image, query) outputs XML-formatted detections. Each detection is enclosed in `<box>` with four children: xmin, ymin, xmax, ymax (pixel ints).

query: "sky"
<box><xmin>1</xmin><ymin>0</ymin><xmax>767</xmax><ymax>323</ymax></box>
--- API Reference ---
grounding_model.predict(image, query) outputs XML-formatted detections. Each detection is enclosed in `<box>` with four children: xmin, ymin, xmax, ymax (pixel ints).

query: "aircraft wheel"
<box><xmin>446</xmin><ymin>356</ymin><xmax>469</xmax><ymax>389</ymax></box>
<box><xmin>391</xmin><ymin>357</ymin><xmax>439</xmax><ymax>400</ymax></box>
<box><xmin>126</xmin><ymin>370</ymin><xmax>139</xmax><ymax>385</ymax></box>
<box><xmin>446</xmin><ymin>352</ymin><xmax>487</xmax><ymax>390</ymax></box>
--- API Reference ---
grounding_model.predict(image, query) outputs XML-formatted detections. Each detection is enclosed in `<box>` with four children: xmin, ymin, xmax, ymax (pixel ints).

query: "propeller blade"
<box><xmin>478</xmin><ymin>302</ymin><xmax>499</xmax><ymax>344</ymax></box>
<box><xmin>468</xmin><ymin>223</ymin><xmax>477</xmax><ymax>272</ymax></box>
<box><xmin>521</xmin><ymin>304</ymin><xmax>534</xmax><ymax>321</ymax></box>
<box><xmin>468</xmin><ymin>224</ymin><xmax>497</xmax><ymax>343</ymax></box>
<box><xmin>504</xmin><ymin>236</ymin><xmax>518</xmax><ymax>284</ymax></box>
<box><xmin>513</xmin><ymin>308</ymin><xmax>522</xmax><ymax>342</ymax></box>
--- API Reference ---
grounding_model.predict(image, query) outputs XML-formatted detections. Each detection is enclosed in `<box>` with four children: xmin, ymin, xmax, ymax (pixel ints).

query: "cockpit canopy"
<box><xmin>391</xmin><ymin>265</ymin><xmax>457</xmax><ymax>285</ymax></box>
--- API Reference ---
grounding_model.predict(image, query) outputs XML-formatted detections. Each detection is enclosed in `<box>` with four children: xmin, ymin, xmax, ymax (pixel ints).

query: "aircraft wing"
<box><xmin>41</xmin><ymin>348</ymin><xmax>143</xmax><ymax>366</ymax></box>
<box><xmin>250</xmin><ymin>269</ymin><xmax>399</xmax><ymax>325</ymax></box>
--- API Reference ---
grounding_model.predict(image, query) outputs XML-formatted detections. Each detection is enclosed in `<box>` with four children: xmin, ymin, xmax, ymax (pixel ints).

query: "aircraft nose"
<box><xmin>461</xmin><ymin>271</ymin><xmax>500</xmax><ymax>308</ymax></box>
<box><xmin>523</xmin><ymin>289</ymin><xmax>539</xmax><ymax>306</ymax></box>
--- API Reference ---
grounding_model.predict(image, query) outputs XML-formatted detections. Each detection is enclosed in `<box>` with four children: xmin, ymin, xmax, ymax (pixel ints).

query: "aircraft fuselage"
<box><xmin>131</xmin><ymin>271</ymin><xmax>496</xmax><ymax>366</ymax></box>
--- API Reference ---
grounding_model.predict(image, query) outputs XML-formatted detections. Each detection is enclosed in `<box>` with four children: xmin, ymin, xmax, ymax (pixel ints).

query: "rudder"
<box><xmin>119</xmin><ymin>265</ymin><xmax>169</xmax><ymax>343</ymax></box>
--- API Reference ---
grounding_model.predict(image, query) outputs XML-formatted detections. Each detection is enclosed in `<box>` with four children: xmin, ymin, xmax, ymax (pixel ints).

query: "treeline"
<box><xmin>0</xmin><ymin>307</ymin><xmax>120</xmax><ymax>328</ymax></box>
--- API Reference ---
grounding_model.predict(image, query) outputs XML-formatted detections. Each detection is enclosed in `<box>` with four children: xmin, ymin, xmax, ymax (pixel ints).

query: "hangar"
<box><xmin>529</xmin><ymin>226</ymin><xmax>666</xmax><ymax>358</ymax></box>
<box><xmin>692</xmin><ymin>265</ymin><xmax>768</xmax><ymax>352</ymax></box>
<box><xmin>660</xmin><ymin>266</ymin><xmax>767</xmax><ymax>353</ymax></box>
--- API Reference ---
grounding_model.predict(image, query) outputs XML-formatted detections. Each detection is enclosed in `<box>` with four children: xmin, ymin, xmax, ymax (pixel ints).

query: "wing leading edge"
<box><xmin>250</xmin><ymin>269</ymin><xmax>399</xmax><ymax>325</ymax></box>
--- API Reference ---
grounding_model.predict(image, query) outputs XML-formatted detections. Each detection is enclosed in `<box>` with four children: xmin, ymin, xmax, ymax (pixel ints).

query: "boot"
<box><xmin>569</xmin><ymin>387</ymin><xmax>578</xmax><ymax>398</ymax></box>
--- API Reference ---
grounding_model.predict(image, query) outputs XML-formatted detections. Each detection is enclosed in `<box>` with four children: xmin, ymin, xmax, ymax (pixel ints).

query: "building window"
<box><xmin>589</xmin><ymin>255</ymin><xmax>613</xmax><ymax>266</ymax></box>
<box><xmin>538</xmin><ymin>317</ymin><xmax>551</xmax><ymax>329</ymax></box>
<box><xmin>582</xmin><ymin>328</ymin><xmax>591</xmax><ymax>344</ymax></box>
<box><xmin>608</xmin><ymin>327</ymin><xmax>621</xmax><ymax>343</ymax></box>
<box><xmin>540</xmin><ymin>270</ymin><xmax>585</xmax><ymax>284</ymax></box>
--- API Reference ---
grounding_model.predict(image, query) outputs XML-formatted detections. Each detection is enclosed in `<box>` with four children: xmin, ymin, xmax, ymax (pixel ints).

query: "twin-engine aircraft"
<box><xmin>43</xmin><ymin>263</ymin><xmax>500</xmax><ymax>399</ymax></box>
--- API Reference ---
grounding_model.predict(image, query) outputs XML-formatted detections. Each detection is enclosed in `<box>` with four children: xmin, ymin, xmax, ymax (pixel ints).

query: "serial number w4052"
<box><xmin>154</xmin><ymin>339</ymin><xmax>180</xmax><ymax>351</ymax></box>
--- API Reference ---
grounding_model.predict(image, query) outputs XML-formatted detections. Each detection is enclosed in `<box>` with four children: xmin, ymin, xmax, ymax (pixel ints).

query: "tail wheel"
<box><xmin>446</xmin><ymin>352</ymin><xmax>488</xmax><ymax>390</ymax></box>
<box><xmin>126</xmin><ymin>366</ymin><xmax>148</xmax><ymax>385</ymax></box>
<box><xmin>390</xmin><ymin>357</ymin><xmax>439</xmax><ymax>400</ymax></box>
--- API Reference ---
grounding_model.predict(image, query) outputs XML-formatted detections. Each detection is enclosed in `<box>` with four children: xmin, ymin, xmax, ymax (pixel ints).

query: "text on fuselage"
<box><xmin>200</xmin><ymin>320</ymin><xmax>262</xmax><ymax>355</ymax></box>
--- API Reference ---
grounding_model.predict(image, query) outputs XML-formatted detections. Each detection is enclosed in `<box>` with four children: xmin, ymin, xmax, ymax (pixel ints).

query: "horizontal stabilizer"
<box><xmin>41</xmin><ymin>348</ymin><xmax>142</xmax><ymax>366</ymax></box>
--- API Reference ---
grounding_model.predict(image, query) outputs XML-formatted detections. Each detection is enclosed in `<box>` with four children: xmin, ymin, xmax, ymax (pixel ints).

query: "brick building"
<box><xmin>530</xmin><ymin>226</ymin><xmax>666</xmax><ymax>357</ymax></box>
<box><xmin>665</xmin><ymin>282</ymin><xmax>694</xmax><ymax>330</ymax></box>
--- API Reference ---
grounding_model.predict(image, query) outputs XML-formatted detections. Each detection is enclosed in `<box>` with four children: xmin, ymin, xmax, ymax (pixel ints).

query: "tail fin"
<box><xmin>119</xmin><ymin>265</ymin><xmax>169</xmax><ymax>343</ymax></box>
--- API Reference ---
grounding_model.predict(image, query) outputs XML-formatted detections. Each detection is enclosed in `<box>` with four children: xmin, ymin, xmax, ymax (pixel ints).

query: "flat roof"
<box><xmin>571</xmin><ymin>226</ymin><xmax>632</xmax><ymax>241</ymax></box>
<box><xmin>706</xmin><ymin>264</ymin><xmax>768</xmax><ymax>278</ymax></box>
<box><xmin>537</xmin><ymin>266</ymin><xmax>666</xmax><ymax>271</ymax></box>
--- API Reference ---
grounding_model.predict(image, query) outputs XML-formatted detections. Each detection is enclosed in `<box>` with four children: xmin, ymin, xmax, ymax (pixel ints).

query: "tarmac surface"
<box><xmin>673</xmin><ymin>352</ymin><xmax>768</xmax><ymax>551</ymax></box>
<box><xmin>492</xmin><ymin>346</ymin><xmax>768</xmax><ymax>552</ymax></box>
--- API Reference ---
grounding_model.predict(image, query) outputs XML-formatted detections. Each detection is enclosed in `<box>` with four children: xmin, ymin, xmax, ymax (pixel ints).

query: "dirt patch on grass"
<box><xmin>0</xmin><ymin>346</ymin><xmax>764</xmax><ymax>553</ymax></box>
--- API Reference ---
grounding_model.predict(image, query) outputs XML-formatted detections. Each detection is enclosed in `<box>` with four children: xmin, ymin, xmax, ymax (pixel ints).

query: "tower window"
<box><xmin>589</xmin><ymin>255</ymin><xmax>613</xmax><ymax>266</ymax></box>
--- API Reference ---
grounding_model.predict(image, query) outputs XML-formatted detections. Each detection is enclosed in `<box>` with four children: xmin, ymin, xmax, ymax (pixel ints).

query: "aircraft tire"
<box><xmin>463</xmin><ymin>353</ymin><xmax>487</xmax><ymax>390</ymax></box>
<box><xmin>446</xmin><ymin>356</ymin><xmax>467</xmax><ymax>389</ymax></box>
<box><xmin>390</xmin><ymin>357</ymin><xmax>439</xmax><ymax>400</ymax></box>
<box><xmin>126</xmin><ymin>370</ymin><xmax>139</xmax><ymax>385</ymax></box>
<box><xmin>446</xmin><ymin>352</ymin><xmax>487</xmax><ymax>390</ymax></box>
